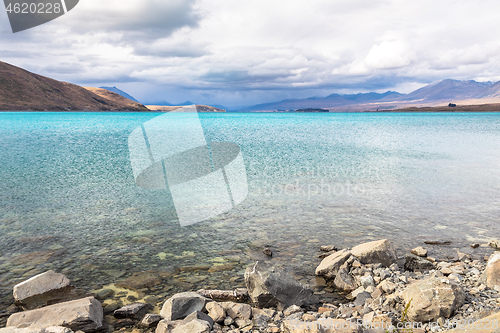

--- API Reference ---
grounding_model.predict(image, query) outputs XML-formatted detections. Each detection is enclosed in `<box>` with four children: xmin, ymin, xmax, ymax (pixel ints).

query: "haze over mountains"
<box><xmin>239</xmin><ymin>79</ymin><xmax>500</xmax><ymax>112</ymax></box>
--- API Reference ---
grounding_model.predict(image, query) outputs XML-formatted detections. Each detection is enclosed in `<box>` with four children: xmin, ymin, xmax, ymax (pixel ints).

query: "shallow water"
<box><xmin>1</xmin><ymin>112</ymin><xmax>499</xmax><ymax>309</ymax></box>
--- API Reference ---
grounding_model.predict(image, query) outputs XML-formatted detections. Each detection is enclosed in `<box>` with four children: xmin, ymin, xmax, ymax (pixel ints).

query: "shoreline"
<box><xmin>2</xmin><ymin>238</ymin><xmax>500</xmax><ymax>332</ymax></box>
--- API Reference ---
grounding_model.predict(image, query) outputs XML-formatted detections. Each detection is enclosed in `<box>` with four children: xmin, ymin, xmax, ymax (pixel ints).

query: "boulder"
<box><xmin>139</xmin><ymin>313</ymin><xmax>162</xmax><ymax>328</ymax></box>
<box><xmin>221</xmin><ymin>302</ymin><xmax>252</xmax><ymax>328</ymax></box>
<box><xmin>172</xmin><ymin>319</ymin><xmax>211</xmax><ymax>333</ymax></box>
<box><xmin>402</xmin><ymin>277</ymin><xmax>465</xmax><ymax>322</ymax></box>
<box><xmin>315</xmin><ymin>249</ymin><xmax>352</xmax><ymax>279</ymax></box>
<box><xmin>182</xmin><ymin>311</ymin><xmax>213</xmax><ymax>329</ymax></box>
<box><xmin>159</xmin><ymin>292</ymin><xmax>208</xmax><ymax>321</ymax></box>
<box><xmin>205</xmin><ymin>301</ymin><xmax>225</xmax><ymax>323</ymax></box>
<box><xmin>13</xmin><ymin>271</ymin><xmax>71</xmax><ymax>309</ymax></box>
<box><xmin>485</xmin><ymin>251</ymin><xmax>500</xmax><ymax>291</ymax></box>
<box><xmin>245</xmin><ymin>261</ymin><xmax>313</xmax><ymax>309</ymax></box>
<box><xmin>351</xmin><ymin>239</ymin><xmax>397</xmax><ymax>267</ymax></box>
<box><xmin>333</xmin><ymin>264</ymin><xmax>357</xmax><ymax>292</ymax></box>
<box><xmin>404</xmin><ymin>254</ymin><xmax>435</xmax><ymax>272</ymax></box>
<box><xmin>155</xmin><ymin>319</ymin><xmax>181</xmax><ymax>333</ymax></box>
<box><xmin>113</xmin><ymin>302</ymin><xmax>152</xmax><ymax>319</ymax></box>
<box><xmin>6</xmin><ymin>296</ymin><xmax>103</xmax><ymax>332</ymax></box>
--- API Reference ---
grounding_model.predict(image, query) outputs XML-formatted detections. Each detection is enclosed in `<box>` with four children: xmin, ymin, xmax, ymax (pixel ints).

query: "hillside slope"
<box><xmin>0</xmin><ymin>61</ymin><xmax>149</xmax><ymax>111</ymax></box>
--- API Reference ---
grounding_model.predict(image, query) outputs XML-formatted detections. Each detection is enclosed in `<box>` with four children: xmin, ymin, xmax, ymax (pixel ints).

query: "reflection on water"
<box><xmin>1</xmin><ymin>112</ymin><xmax>500</xmax><ymax>309</ymax></box>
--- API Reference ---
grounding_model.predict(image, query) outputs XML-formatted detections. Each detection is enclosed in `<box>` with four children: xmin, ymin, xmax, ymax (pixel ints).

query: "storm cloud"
<box><xmin>1</xmin><ymin>0</ymin><xmax>500</xmax><ymax>107</ymax></box>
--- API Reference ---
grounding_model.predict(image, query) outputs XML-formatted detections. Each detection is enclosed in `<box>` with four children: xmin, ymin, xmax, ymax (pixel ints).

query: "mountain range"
<box><xmin>239</xmin><ymin>79</ymin><xmax>500</xmax><ymax>112</ymax></box>
<box><xmin>1</xmin><ymin>60</ymin><xmax>500</xmax><ymax>112</ymax></box>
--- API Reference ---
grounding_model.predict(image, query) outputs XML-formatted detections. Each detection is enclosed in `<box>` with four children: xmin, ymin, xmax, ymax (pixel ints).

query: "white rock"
<box><xmin>13</xmin><ymin>271</ymin><xmax>70</xmax><ymax>305</ymax></box>
<box><xmin>351</xmin><ymin>239</ymin><xmax>397</xmax><ymax>267</ymax></box>
<box><xmin>6</xmin><ymin>297</ymin><xmax>102</xmax><ymax>332</ymax></box>
<box><xmin>485</xmin><ymin>252</ymin><xmax>500</xmax><ymax>291</ymax></box>
<box><xmin>159</xmin><ymin>292</ymin><xmax>208</xmax><ymax>321</ymax></box>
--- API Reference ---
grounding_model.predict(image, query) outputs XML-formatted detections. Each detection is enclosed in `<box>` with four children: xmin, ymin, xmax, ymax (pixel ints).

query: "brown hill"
<box><xmin>0</xmin><ymin>61</ymin><xmax>149</xmax><ymax>111</ymax></box>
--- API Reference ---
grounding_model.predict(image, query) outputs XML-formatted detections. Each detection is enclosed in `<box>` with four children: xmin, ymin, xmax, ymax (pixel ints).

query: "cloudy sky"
<box><xmin>1</xmin><ymin>0</ymin><xmax>500</xmax><ymax>108</ymax></box>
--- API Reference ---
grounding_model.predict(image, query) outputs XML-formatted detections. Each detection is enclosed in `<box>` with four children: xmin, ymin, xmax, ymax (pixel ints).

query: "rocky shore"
<box><xmin>2</xmin><ymin>238</ymin><xmax>500</xmax><ymax>333</ymax></box>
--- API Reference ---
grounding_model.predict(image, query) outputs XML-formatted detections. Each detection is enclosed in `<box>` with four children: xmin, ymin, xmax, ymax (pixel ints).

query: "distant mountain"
<box><xmin>239</xmin><ymin>91</ymin><xmax>403</xmax><ymax>111</ymax></box>
<box><xmin>239</xmin><ymin>79</ymin><xmax>500</xmax><ymax>112</ymax></box>
<box><xmin>0</xmin><ymin>61</ymin><xmax>149</xmax><ymax>111</ymax></box>
<box><xmin>99</xmin><ymin>86</ymin><xmax>140</xmax><ymax>103</ymax></box>
<box><xmin>400</xmin><ymin>79</ymin><xmax>493</xmax><ymax>102</ymax></box>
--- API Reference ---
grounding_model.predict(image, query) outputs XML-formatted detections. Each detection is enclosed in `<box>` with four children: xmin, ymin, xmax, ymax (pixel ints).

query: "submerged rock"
<box><xmin>116</xmin><ymin>271</ymin><xmax>162</xmax><ymax>290</ymax></box>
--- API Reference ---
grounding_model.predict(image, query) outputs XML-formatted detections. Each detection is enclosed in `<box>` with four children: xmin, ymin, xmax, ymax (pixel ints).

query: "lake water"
<box><xmin>1</xmin><ymin>112</ymin><xmax>500</xmax><ymax>309</ymax></box>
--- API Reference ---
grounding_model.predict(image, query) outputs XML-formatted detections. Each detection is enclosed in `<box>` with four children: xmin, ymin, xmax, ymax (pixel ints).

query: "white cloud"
<box><xmin>2</xmin><ymin>0</ymin><xmax>500</xmax><ymax>106</ymax></box>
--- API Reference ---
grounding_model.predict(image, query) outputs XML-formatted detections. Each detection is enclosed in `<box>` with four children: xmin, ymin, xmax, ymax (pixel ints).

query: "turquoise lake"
<box><xmin>1</xmin><ymin>112</ymin><xmax>500</xmax><ymax>308</ymax></box>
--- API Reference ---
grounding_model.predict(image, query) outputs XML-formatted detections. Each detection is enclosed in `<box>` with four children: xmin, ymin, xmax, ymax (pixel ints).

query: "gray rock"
<box><xmin>94</xmin><ymin>289</ymin><xmax>114</xmax><ymax>300</ymax></box>
<box><xmin>334</xmin><ymin>265</ymin><xmax>357</xmax><ymax>292</ymax></box>
<box><xmin>351</xmin><ymin>239</ymin><xmax>397</xmax><ymax>267</ymax></box>
<box><xmin>155</xmin><ymin>319</ymin><xmax>181</xmax><ymax>333</ymax></box>
<box><xmin>0</xmin><ymin>328</ymin><xmax>44</xmax><ymax>333</ymax></box>
<box><xmin>13</xmin><ymin>271</ymin><xmax>71</xmax><ymax>309</ymax></box>
<box><xmin>113</xmin><ymin>302</ymin><xmax>152</xmax><ymax>319</ymax></box>
<box><xmin>283</xmin><ymin>305</ymin><xmax>302</xmax><ymax>317</ymax></box>
<box><xmin>403</xmin><ymin>277</ymin><xmax>465</xmax><ymax>322</ymax></box>
<box><xmin>221</xmin><ymin>302</ymin><xmax>252</xmax><ymax>321</ymax></box>
<box><xmin>320</xmin><ymin>245</ymin><xmax>338</xmax><ymax>252</ymax></box>
<box><xmin>183</xmin><ymin>311</ymin><xmax>213</xmax><ymax>329</ymax></box>
<box><xmin>44</xmin><ymin>327</ymin><xmax>74</xmax><ymax>333</ymax></box>
<box><xmin>6</xmin><ymin>296</ymin><xmax>103</xmax><ymax>332</ymax></box>
<box><xmin>411</xmin><ymin>246</ymin><xmax>428</xmax><ymax>257</ymax></box>
<box><xmin>315</xmin><ymin>249</ymin><xmax>352</xmax><ymax>279</ymax></box>
<box><xmin>171</xmin><ymin>319</ymin><xmax>211</xmax><ymax>333</ymax></box>
<box><xmin>206</xmin><ymin>302</ymin><xmax>225</xmax><ymax>323</ymax></box>
<box><xmin>404</xmin><ymin>254</ymin><xmax>435</xmax><ymax>272</ymax></box>
<box><xmin>359</xmin><ymin>275</ymin><xmax>375</xmax><ymax>288</ymax></box>
<box><xmin>378</xmin><ymin>280</ymin><xmax>397</xmax><ymax>294</ymax></box>
<box><xmin>245</xmin><ymin>261</ymin><xmax>313</xmax><ymax>309</ymax></box>
<box><xmin>223</xmin><ymin>316</ymin><xmax>233</xmax><ymax>326</ymax></box>
<box><xmin>159</xmin><ymin>292</ymin><xmax>208</xmax><ymax>321</ymax></box>
<box><xmin>354</xmin><ymin>291</ymin><xmax>372</xmax><ymax>307</ymax></box>
<box><xmin>139</xmin><ymin>313</ymin><xmax>162</xmax><ymax>328</ymax></box>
